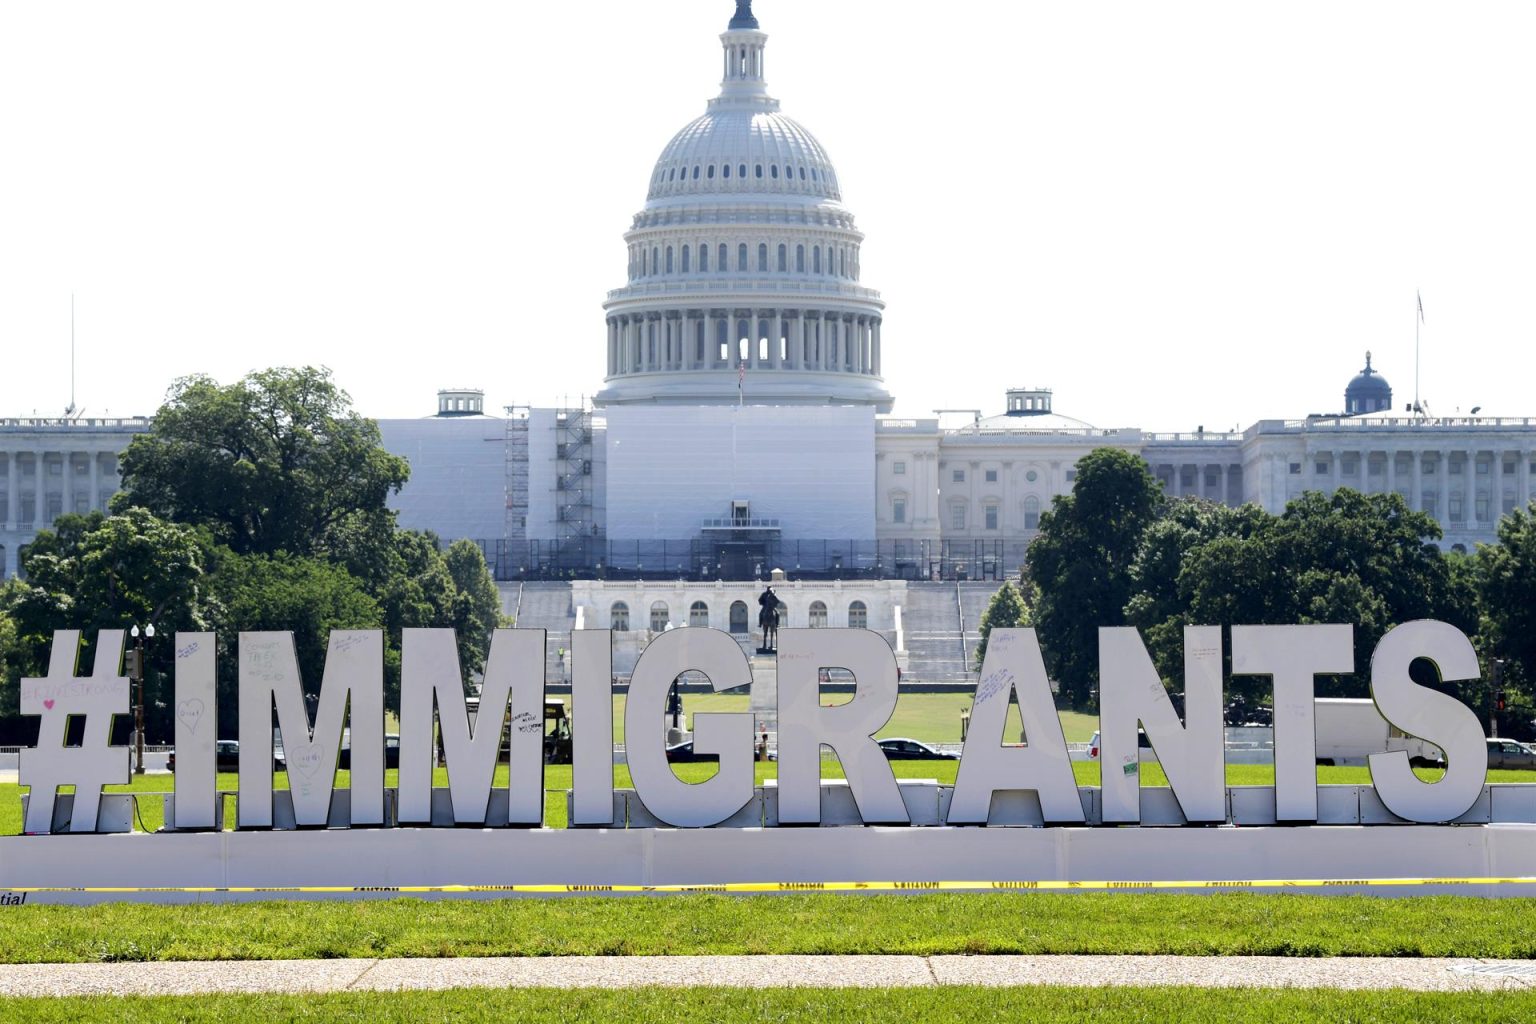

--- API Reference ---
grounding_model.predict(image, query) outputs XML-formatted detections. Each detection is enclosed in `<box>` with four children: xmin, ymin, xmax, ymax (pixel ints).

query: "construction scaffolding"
<box><xmin>503</xmin><ymin>404</ymin><xmax>530</xmax><ymax>550</ymax></box>
<box><xmin>553</xmin><ymin>403</ymin><xmax>595</xmax><ymax>544</ymax></box>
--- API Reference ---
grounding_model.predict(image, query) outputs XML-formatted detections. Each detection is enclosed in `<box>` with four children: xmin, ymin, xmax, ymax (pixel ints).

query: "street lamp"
<box><xmin>128</xmin><ymin>623</ymin><xmax>155</xmax><ymax>775</ymax></box>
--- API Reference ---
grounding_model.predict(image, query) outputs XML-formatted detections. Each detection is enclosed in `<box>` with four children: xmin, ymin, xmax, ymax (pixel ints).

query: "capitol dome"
<box><xmin>647</xmin><ymin>111</ymin><xmax>842</xmax><ymax>203</ymax></box>
<box><xmin>1345</xmin><ymin>351</ymin><xmax>1392</xmax><ymax>416</ymax></box>
<box><xmin>596</xmin><ymin>1</ymin><xmax>891</xmax><ymax>412</ymax></box>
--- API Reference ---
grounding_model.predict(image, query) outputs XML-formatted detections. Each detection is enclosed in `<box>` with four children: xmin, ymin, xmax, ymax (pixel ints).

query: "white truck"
<box><xmin>1313</xmin><ymin>698</ymin><xmax>1445</xmax><ymax>768</ymax></box>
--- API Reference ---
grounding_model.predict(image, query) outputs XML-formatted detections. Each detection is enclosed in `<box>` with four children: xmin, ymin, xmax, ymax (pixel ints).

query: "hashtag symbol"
<box><xmin>19</xmin><ymin>630</ymin><xmax>131</xmax><ymax>833</ymax></box>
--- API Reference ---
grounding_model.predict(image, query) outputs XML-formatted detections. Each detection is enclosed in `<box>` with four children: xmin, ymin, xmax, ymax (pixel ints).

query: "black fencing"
<box><xmin>463</xmin><ymin>538</ymin><xmax>1033</xmax><ymax>583</ymax></box>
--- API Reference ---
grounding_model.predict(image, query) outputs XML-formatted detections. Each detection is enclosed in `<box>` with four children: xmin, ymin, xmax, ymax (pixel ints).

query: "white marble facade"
<box><xmin>0</xmin><ymin>418</ymin><xmax>150</xmax><ymax>578</ymax></box>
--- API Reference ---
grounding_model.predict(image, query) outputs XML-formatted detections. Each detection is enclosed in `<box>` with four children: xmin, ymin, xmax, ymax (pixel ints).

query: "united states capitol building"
<box><xmin>4</xmin><ymin>0</ymin><xmax>1535</xmax><ymax>606</ymax></box>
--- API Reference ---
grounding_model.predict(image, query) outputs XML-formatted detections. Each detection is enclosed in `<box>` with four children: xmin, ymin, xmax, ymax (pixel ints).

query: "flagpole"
<box><xmin>1413</xmin><ymin>290</ymin><xmax>1422</xmax><ymax>418</ymax></box>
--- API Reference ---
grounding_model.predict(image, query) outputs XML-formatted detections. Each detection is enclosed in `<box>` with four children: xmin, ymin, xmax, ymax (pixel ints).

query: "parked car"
<box><xmin>336</xmin><ymin>734</ymin><xmax>401</xmax><ymax>770</ymax></box>
<box><xmin>1086</xmin><ymin>729</ymin><xmax>1154</xmax><ymax>762</ymax></box>
<box><xmin>1487</xmin><ymin>738</ymin><xmax>1536</xmax><ymax>770</ymax></box>
<box><xmin>664</xmin><ymin>741</ymin><xmax>718</xmax><ymax>764</ymax></box>
<box><xmin>876</xmin><ymin>738</ymin><xmax>958</xmax><ymax>760</ymax></box>
<box><xmin>168</xmin><ymin>740</ymin><xmax>283</xmax><ymax>773</ymax></box>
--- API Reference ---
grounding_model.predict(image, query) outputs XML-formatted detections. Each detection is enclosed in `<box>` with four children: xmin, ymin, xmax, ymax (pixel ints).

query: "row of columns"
<box><xmin>606</xmin><ymin>309</ymin><xmax>882</xmax><ymax>377</ymax></box>
<box><xmin>1302</xmin><ymin>447</ymin><xmax>1535</xmax><ymax>533</ymax></box>
<box><xmin>1156</xmin><ymin>462</ymin><xmax>1240</xmax><ymax>504</ymax></box>
<box><xmin>2</xmin><ymin>451</ymin><xmax>112</xmax><ymax>528</ymax></box>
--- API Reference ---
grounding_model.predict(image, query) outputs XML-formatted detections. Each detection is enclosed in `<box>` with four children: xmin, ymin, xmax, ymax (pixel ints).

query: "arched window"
<box><xmin>718</xmin><ymin>243</ymin><xmax>728</xmax><ymax>271</ymax></box>
<box><xmin>1024</xmin><ymin>495</ymin><xmax>1041</xmax><ymax>530</ymax></box>
<box><xmin>809</xmin><ymin>601</ymin><xmax>828</xmax><ymax>628</ymax></box>
<box><xmin>681</xmin><ymin>245</ymin><xmax>690</xmax><ymax>273</ymax></box>
<box><xmin>689</xmin><ymin>601</ymin><xmax>709</xmax><ymax>627</ymax></box>
<box><xmin>611</xmin><ymin>602</ymin><xmax>630</xmax><ymax>631</ymax></box>
<box><xmin>839</xmin><ymin>249</ymin><xmax>846</xmax><ymax>277</ymax></box>
<box><xmin>777</xmin><ymin>244</ymin><xmax>787</xmax><ymax>272</ymax></box>
<box><xmin>707</xmin><ymin>164</ymin><xmax>715</xmax><ymax>179</ymax></box>
<box><xmin>739</xmin><ymin>163</ymin><xmax>747</xmax><ymax>178</ymax></box>
<box><xmin>729</xmin><ymin>601</ymin><xmax>749</xmax><ymax>634</ymax></box>
<box><xmin>698</xmin><ymin>245</ymin><xmax>708</xmax><ymax>272</ymax></box>
<box><xmin>738</xmin><ymin>243</ymin><xmax>748</xmax><ymax>271</ymax></box>
<box><xmin>771</xmin><ymin>164</ymin><xmax>779</xmax><ymax>179</ymax></box>
<box><xmin>758</xmin><ymin>243</ymin><xmax>769</xmax><ymax>271</ymax></box>
<box><xmin>755</xmin><ymin>164</ymin><xmax>763</xmax><ymax>179</ymax></box>
<box><xmin>650</xmin><ymin>601</ymin><xmax>669</xmax><ymax>632</ymax></box>
<box><xmin>723</xmin><ymin>163</ymin><xmax>731</xmax><ymax>179</ymax></box>
<box><xmin>813</xmin><ymin>247</ymin><xmax>822</xmax><ymax>274</ymax></box>
<box><xmin>796</xmin><ymin>245</ymin><xmax>805</xmax><ymax>272</ymax></box>
<box><xmin>848</xmin><ymin>601</ymin><xmax>868</xmax><ymax>629</ymax></box>
<box><xmin>665</xmin><ymin>247</ymin><xmax>674</xmax><ymax>274</ymax></box>
<box><xmin>692</xmin><ymin>165</ymin><xmax>700</xmax><ymax>180</ymax></box>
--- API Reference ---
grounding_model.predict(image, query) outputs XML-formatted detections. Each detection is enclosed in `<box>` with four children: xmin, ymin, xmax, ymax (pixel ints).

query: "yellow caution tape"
<box><xmin>2</xmin><ymin>877</ymin><xmax>1533</xmax><ymax>895</ymax></box>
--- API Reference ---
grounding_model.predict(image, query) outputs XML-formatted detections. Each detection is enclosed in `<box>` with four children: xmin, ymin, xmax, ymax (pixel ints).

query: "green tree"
<box><xmin>1479</xmin><ymin>501</ymin><xmax>1536</xmax><ymax>700</ymax></box>
<box><xmin>115</xmin><ymin>367</ymin><xmax>409</xmax><ymax>559</ymax></box>
<box><xmin>974</xmin><ymin>580</ymin><xmax>1030</xmax><ymax>667</ymax></box>
<box><xmin>0</xmin><ymin>595</ymin><xmax>18</xmax><ymax>728</ymax></box>
<box><xmin>1125</xmin><ymin>499</ymin><xmax>1268</xmax><ymax>683</ymax></box>
<box><xmin>1025</xmin><ymin>448</ymin><xmax>1163</xmax><ymax>708</ymax></box>
<box><xmin>445</xmin><ymin>539</ymin><xmax>505</xmax><ymax>676</ymax></box>
<box><xmin>208</xmin><ymin>551</ymin><xmax>382</xmax><ymax>728</ymax></box>
<box><xmin>4</xmin><ymin>509</ymin><xmax>213</xmax><ymax>740</ymax></box>
<box><xmin>1167</xmin><ymin>490</ymin><xmax>1474</xmax><ymax>700</ymax></box>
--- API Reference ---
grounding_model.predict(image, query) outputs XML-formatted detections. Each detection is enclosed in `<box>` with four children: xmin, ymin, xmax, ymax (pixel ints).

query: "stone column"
<box><xmin>1411</xmin><ymin>449</ymin><xmax>1423</xmax><ymax>512</ymax></box>
<box><xmin>872</xmin><ymin>318</ymin><xmax>882</xmax><ymax>375</ymax></box>
<box><xmin>34</xmin><ymin>454</ymin><xmax>46</xmax><ymax>525</ymax></box>
<box><xmin>1466</xmin><ymin>449</ymin><xmax>1479</xmax><ymax>531</ymax></box>
<box><xmin>6</xmin><ymin>453</ymin><xmax>17</xmax><ymax>525</ymax></box>
<box><xmin>1385</xmin><ymin>449</ymin><xmax>1396</xmax><ymax>497</ymax></box>
<box><xmin>1521</xmin><ymin>448</ymin><xmax>1532</xmax><ymax>508</ymax></box>
<box><xmin>89</xmin><ymin>451</ymin><xmax>100</xmax><ymax>514</ymax></box>
<box><xmin>62</xmin><ymin>452</ymin><xmax>73</xmax><ymax>516</ymax></box>
<box><xmin>1217</xmin><ymin>464</ymin><xmax>1228</xmax><ymax>505</ymax></box>
<box><xmin>1435</xmin><ymin>451</ymin><xmax>1448</xmax><ymax>523</ymax></box>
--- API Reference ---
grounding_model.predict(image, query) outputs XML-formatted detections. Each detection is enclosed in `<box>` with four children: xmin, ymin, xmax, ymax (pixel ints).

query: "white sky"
<box><xmin>3</xmin><ymin>0</ymin><xmax>1533</xmax><ymax>431</ymax></box>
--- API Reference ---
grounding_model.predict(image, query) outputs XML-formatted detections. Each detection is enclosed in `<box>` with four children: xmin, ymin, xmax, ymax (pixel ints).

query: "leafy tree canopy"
<box><xmin>115</xmin><ymin>367</ymin><xmax>409</xmax><ymax>559</ymax></box>
<box><xmin>975</xmin><ymin>580</ymin><xmax>1030</xmax><ymax>667</ymax></box>
<box><xmin>1025</xmin><ymin>448</ymin><xmax>1164</xmax><ymax>708</ymax></box>
<box><xmin>1478</xmin><ymin>501</ymin><xmax>1536</xmax><ymax>698</ymax></box>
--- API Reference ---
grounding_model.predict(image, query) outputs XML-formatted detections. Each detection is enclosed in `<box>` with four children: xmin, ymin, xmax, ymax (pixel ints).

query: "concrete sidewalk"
<box><xmin>1</xmin><ymin>955</ymin><xmax>1534</xmax><ymax>997</ymax></box>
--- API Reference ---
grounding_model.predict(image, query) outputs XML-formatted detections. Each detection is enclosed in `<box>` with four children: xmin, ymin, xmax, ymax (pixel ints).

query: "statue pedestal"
<box><xmin>749</xmin><ymin>653</ymin><xmax>777</xmax><ymax>741</ymax></box>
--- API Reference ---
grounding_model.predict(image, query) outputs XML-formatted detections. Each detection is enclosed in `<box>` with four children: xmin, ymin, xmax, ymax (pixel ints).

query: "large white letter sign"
<box><xmin>399</xmin><ymin>628</ymin><xmax>546</xmax><ymax>827</ymax></box>
<box><xmin>173</xmin><ymin>632</ymin><xmax>218</xmax><ymax>830</ymax></box>
<box><xmin>948</xmin><ymin>628</ymin><xmax>1084</xmax><ymax>824</ymax></box>
<box><xmin>238</xmin><ymin>631</ymin><xmax>384</xmax><ymax>828</ymax></box>
<box><xmin>570</xmin><ymin>629</ymin><xmax>616</xmax><ymax>827</ymax></box>
<box><xmin>626</xmin><ymin>628</ymin><xmax>755</xmax><ymax>827</ymax></box>
<box><xmin>1368</xmin><ymin>620</ymin><xmax>1486</xmax><ymax>822</ymax></box>
<box><xmin>19</xmin><ymin>630</ymin><xmax>129</xmax><ymax>834</ymax></box>
<box><xmin>777</xmin><ymin>629</ymin><xmax>908</xmax><ymax>826</ymax></box>
<box><xmin>1099</xmin><ymin>626</ymin><xmax>1225</xmax><ymax>823</ymax></box>
<box><xmin>1231</xmin><ymin>624</ymin><xmax>1353</xmax><ymax>822</ymax></box>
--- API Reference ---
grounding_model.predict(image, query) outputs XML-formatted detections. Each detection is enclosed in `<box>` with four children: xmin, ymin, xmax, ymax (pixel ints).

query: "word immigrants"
<box><xmin>18</xmin><ymin>621</ymin><xmax>1490</xmax><ymax>833</ymax></box>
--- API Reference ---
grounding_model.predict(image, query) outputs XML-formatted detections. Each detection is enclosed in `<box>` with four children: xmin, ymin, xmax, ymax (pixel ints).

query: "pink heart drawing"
<box><xmin>42</xmin><ymin>699</ymin><xmax>55</xmax><ymax>710</ymax></box>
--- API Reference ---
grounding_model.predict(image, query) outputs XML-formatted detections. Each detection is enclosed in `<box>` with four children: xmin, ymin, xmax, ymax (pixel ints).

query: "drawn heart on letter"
<box><xmin>290</xmin><ymin>743</ymin><xmax>324</xmax><ymax>779</ymax></box>
<box><xmin>176</xmin><ymin>699</ymin><xmax>204</xmax><ymax>733</ymax></box>
<box><xmin>42</xmin><ymin>699</ymin><xmax>55</xmax><ymax>710</ymax></box>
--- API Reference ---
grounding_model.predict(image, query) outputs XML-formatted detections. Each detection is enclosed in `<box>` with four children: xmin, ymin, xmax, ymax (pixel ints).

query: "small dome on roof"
<box><xmin>1345</xmin><ymin>352</ymin><xmax>1392</xmax><ymax>416</ymax></box>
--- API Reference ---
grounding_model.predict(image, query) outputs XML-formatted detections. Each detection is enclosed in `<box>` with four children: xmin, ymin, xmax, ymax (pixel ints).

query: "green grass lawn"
<box><xmin>646</xmin><ymin>693</ymin><xmax>1097</xmax><ymax>743</ymax></box>
<box><xmin>4</xmin><ymin>891</ymin><xmax>1536</xmax><ymax>963</ymax></box>
<box><xmin>5</xmin><ymin>762</ymin><xmax>1529</xmax><ymax>835</ymax></box>
<box><xmin>5</xmin><ymin>987</ymin><xmax>1534</xmax><ymax>1024</ymax></box>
